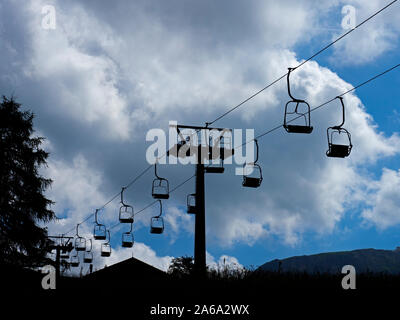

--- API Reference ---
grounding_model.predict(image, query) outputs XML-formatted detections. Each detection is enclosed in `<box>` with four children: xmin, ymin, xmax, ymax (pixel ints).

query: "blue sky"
<box><xmin>1</xmin><ymin>0</ymin><xmax>400</xmax><ymax>272</ymax></box>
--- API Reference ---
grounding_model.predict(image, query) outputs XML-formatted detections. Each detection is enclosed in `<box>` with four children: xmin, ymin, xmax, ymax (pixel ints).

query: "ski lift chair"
<box><xmin>83</xmin><ymin>239</ymin><xmax>93</xmax><ymax>263</ymax></box>
<box><xmin>122</xmin><ymin>233</ymin><xmax>134</xmax><ymax>248</ymax></box>
<box><xmin>60</xmin><ymin>237</ymin><xmax>72</xmax><ymax>259</ymax></box>
<box><xmin>187</xmin><ymin>194</ymin><xmax>196</xmax><ymax>214</ymax></box>
<box><xmin>119</xmin><ymin>187</ymin><xmax>134</xmax><ymax>223</ymax></box>
<box><xmin>60</xmin><ymin>250</ymin><xmax>70</xmax><ymax>259</ymax></box>
<box><xmin>326</xmin><ymin>96</ymin><xmax>353</xmax><ymax>158</ymax></box>
<box><xmin>122</xmin><ymin>225</ymin><xmax>134</xmax><ymax>248</ymax></box>
<box><xmin>150</xmin><ymin>200</ymin><xmax>165</xmax><ymax>234</ymax></box>
<box><xmin>84</xmin><ymin>251</ymin><xmax>93</xmax><ymax>264</ymax></box>
<box><xmin>70</xmin><ymin>252</ymin><xmax>80</xmax><ymax>267</ymax></box>
<box><xmin>205</xmin><ymin>161</ymin><xmax>225</xmax><ymax>173</ymax></box>
<box><xmin>101</xmin><ymin>231</ymin><xmax>112</xmax><ymax>257</ymax></box>
<box><xmin>152</xmin><ymin>163</ymin><xmax>170</xmax><ymax>199</ymax></box>
<box><xmin>242</xmin><ymin>139</ymin><xmax>263</xmax><ymax>188</ymax></box>
<box><xmin>206</xmin><ymin>134</ymin><xmax>226</xmax><ymax>173</ymax></box>
<box><xmin>283</xmin><ymin>68</ymin><xmax>313</xmax><ymax>134</ymax></box>
<box><xmin>74</xmin><ymin>224</ymin><xmax>86</xmax><ymax>251</ymax></box>
<box><xmin>93</xmin><ymin>209</ymin><xmax>107</xmax><ymax>240</ymax></box>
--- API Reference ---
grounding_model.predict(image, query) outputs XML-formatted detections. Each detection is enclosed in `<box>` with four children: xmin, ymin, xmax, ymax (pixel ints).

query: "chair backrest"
<box><xmin>119</xmin><ymin>205</ymin><xmax>134</xmax><ymax>222</ymax></box>
<box><xmin>94</xmin><ymin>224</ymin><xmax>106</xmax><ymax>240</ymax></box>
<box><xmin>327</xmin><ymin>127</ymin><xmax>352</xmax><ymax>149</ymax></box>
<box><xmin>75</xmin><ymin>236</ymin><xmax>86</xmax><ymax>251</ymax></box>
<box><xmin>101</xmin><ymin>243</ymin><xmax>111</xmax><ymax>256</ymax></box>
<box><xmin>150</xmin><ymin>216</ymin><xmax>164</xmax><ymax>233</ymax></box>
<box><xmin>122</xmin><ymin>232</ymin><xmax>134</xmax><ymax>246</ymax></box>
<box><xmin>284</xmin><ymin>101</ymin><xmax>312</xmax><ymax>128</ymax></box>
<box><xmin>84</xmin><ymin>251</ymin><xmax>93</xmax><ymax>263</ymax></box>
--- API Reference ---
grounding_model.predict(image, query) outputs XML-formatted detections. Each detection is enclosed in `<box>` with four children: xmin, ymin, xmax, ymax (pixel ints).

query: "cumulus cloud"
<box><xmin>205</xmin><ymin>60</ymin><xmax>400</xmax><ymax>246</ymax></box>
<box><xmin>25</xmin><ymin>0</ymin><xmax>131</xmax><ymax>140</ymax></box>
<box><xmin>163</xmin><ymin>206</ymin><xmax>193</xmax><ymax>242</ymax></box>
<box><xmin>106</xmin><ymin>242</ymin><xmax>173</xmax><ymax>272</ymax></box>
<box><xmin>362</xmin><ymin>169</ymin><xmax>400</xmax><ymax>229</ymax></box>
<box><xmin>1</xmin><ymin>0</ymin><xmax>399</xmax><ymax>267</ymax></box>
<box><xmin>207</xmin><ymin>252</ymin><xmax>243</xmax><ymax>270</ymax></box>
<box><xmin>63</xmin><ymin>241</ymin><xmax>173</xmax><ymax>276</ymax></box>
<box><xmin>329</xmin><ymin>0</ymin><xmax>400</xmax><ymax>65</ymax></box>
<box><xmin>43</xmin><ymin>153</ymin><xmax>112</xmax><ymax>234</ymax></box>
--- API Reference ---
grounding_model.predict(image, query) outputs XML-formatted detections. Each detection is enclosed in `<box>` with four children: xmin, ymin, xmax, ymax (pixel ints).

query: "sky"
<box><xmin>1</xmin><ymin>0</ymin><xmax>400</xmax><ymax>274</ymax></box>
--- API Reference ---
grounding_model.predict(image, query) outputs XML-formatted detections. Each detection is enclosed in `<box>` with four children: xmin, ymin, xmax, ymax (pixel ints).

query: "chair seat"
<box><xmin>205</xmin><ymin>167</ymin><xmax>224</xmax><ymax>174</ymax></box>
<box><xmin>327</xmin><ymin>144</ymin><xmax>350</xmax><ymax>158</ymax></box>
<box><xmin>94</xmin><ymin>235</ymin><xmax>106</xmax><ymax>240</ymax></box>
<box><xmin>150</xmin><ymin>227</ymin><xmax>163</xmax><ymax>234</ymax></box>
<box><xmin>84</xmin><ymin>258</ymin><xmax>92</xmax><ymax>263</ymax></box>
<box><xmin>152</xmin><ymin>193</ymin><xmax>169</xmax><ymax>200</ymax></box>
<box><xmin>284</xmin><ymin>125</ymin><xmax>313</xmax><ymax>134</ymax></box>
<box><xmin>122</xmin><ymin>242</ymin><xmax>133</xmax><ymax>248</ymax></box>
<box><xmin>101</xmin><ymin>252</ymin><xmax>111</xmax><ymax>257</ymax></box>
<box><xmin>243</xmin><ymin>177</ymin><xmax>262</xmax><ymax>188</ymax></box>
<box><xmin>187</xmin><ymin>206</ymin><xmax>196</xmax><ymax>214</ymax></box>
<box><xmin>119</xmin><ymin>217</ymin><xmax>134</xmax><ymax>223</ymax></box>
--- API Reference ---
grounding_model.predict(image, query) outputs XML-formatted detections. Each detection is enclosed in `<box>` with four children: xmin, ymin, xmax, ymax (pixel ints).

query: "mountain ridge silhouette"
<box><xmin>259</xmin><ymin>247</ymin><xmax>400</xmax><ymax>274</ymax></box>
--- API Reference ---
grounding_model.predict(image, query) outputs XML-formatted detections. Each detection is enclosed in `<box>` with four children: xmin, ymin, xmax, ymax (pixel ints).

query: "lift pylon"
<box><xmin>168</xmin><ymin>123</ymin><xmax>234</xmax><ymax>276</ymax></box>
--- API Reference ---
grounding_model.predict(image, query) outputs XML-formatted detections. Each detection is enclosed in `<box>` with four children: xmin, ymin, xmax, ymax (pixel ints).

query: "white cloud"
<box><xmin>199</xmin><ymin>58</ymin><xmax>399</xmax><ymax>247</ymax></box>
<box><xmin>164</xmin><ymin>206</ymin><xmax>193</xmax><ymax>237</ymax></box>
<box><xmin>101</xmin><ymin>242</ymin><xmax>173</xmax><ymax>272</ymax></box>
<box><xmin>63</xmin><ymin>241</ymin><xmax>173</xmax><ymax>276</ymax></box>
<box><xmin>44</xmin><ymin>154</ymin><xmax>112</xmax><ymax>235</ymax></box>
<box><xmin>30</xmin><ymin>0</ymin><xmax>400</xmax><ymax>248</ymax></box>
<box><xmin>362</xmin><ymin>168</ymin><xmax>400</xmax><ymax>229</ymax></box>
<box><xmin>207</xmin><ymin>252</ymin><xmax>243</xmax><ymax>270</ymax></box>
<box><xmin>1</xmin><ymin>0</ymin><xmax>400</xmax><ymax>263</ymax></box>
<box><xmin>329</xmin><ymin>0</ymin><xmax>400</xmax><ymax>65</ymax></box>
<box><xmin>25</xmin><ymin>0</ymin><xmax>131</xmax><ymax>140</ymax></box>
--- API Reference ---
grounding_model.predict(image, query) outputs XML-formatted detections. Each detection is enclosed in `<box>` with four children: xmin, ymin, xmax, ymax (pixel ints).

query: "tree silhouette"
<box><xmin>0</xmin><ymin>96</ymin><xmax>55</xmax><ymax>267</ymax></box>
<box><xmin>168</xmin><ymin>256</ymin><xmax>195</xmax><ymax>278</ymax></box>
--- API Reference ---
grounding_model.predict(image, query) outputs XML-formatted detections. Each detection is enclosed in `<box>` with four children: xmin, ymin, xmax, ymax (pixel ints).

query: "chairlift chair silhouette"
<box><xmin>60</xmin><ymin>250</ymin><xmax>70</xmax><ymax>259</ymax></box>
<box><xmin>119</xmin><ymin>187</ymin><xmax>134</xmax><ymax>223</ymax></box>
<box><xmin>60</xmin><ymin>237</ymin><xmax>72</xmax><ymax>258</ymax></box>
<box><xmin>219</xmin><ymin>135</ymin><xmax>232</xmax><ymax>160</ymax></box>
<box><xmin>187</xmin><ymin>194</ymin><xmax>196</xmax><ymax>214</ymax></box>
<box><xmin>101</xmin><ymin>230</ymin><xmax>112</xmax><ymax>257</ymax></box>
<box><xmin>176</xmin><ymin>137</ymin><xmax>194</xmax><ymax>158</ymax></box>
<box><xmin>326</xmin><ymin>96</ymin><xmax>353</xmax><ymax>158</ymax></box>
<box><xmin>206</xmin><ymin>134</ymin><xmax>226</xmax><ymax>173</ymax></box>
<box><xmin>209</xmin><ymin>134</ymin><xmax>233</xmax><ymax>161</ymax></box>
<box><xmin>93</xmin><ymin>209</ymin><xmax>107</xmax><ymax>240</ymax></box>
<box><xmin>83</xmin><ymin>239</ymin><xmax>93</xmax><ymax>263</ymax></box>
<box><xmin>284</xmin><ymin>68</ymin><xmax>313</xmax><ymax>134</ymax></box>
<box><xmin>74</xmin><ymin>224</ymin><xmax>86</xmax><ymax>251</ymax></box>
<box><xmin>70</xmin><ymin>251</ymin><xmax>80</xmax><ymax>267</ymax></box>
<box><xmin>205</xmin><ymin>161</ymin><xmax>225</xmax><ymax>173</ymax></box>
<box><xmin>242</xmin><ymin>139</ymin><xmax>263</xmax><ymax>188</ymax></box>
<box><xmin>122</xmin><ymin>223</ymin><xmax>134</xmax><ymax>248</ymax></box>
<box><xmin>84</xmin><ymin>251</ymin><xmax>93</xmax><ymax>264</ymax></box>
<box><xmin>152</xmin><ymin>163</ymin><xmax>170</xmax><ymax>199</ymax></box>
<box><xmin>150</xmin><ymin>200</ymin><xmax>165</xmax><ymax>234</ymax></box>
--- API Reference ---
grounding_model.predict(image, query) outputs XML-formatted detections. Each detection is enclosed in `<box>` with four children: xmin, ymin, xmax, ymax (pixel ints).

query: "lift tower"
<box><xmin>48</xmin><ymin>235</ymin><xmax>74</xmax><ymax>283</ymax></box>
<box><xmin>168</xmin><ymin>124</ymin><xmax>234</xmax><ymax>276</ymax></box>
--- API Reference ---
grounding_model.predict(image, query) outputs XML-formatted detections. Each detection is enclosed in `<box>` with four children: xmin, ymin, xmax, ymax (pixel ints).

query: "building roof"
<box><xmin>84</xmin><ymin>257</ymin><xmax>167</xmax><ymax>289</ymax></box>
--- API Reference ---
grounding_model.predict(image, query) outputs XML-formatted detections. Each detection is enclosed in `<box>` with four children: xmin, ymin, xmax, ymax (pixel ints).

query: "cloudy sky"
<box><xmin>1</xmin><ymin>0</ymin><xmax>400</xmax><ymax>273</ymax></box>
